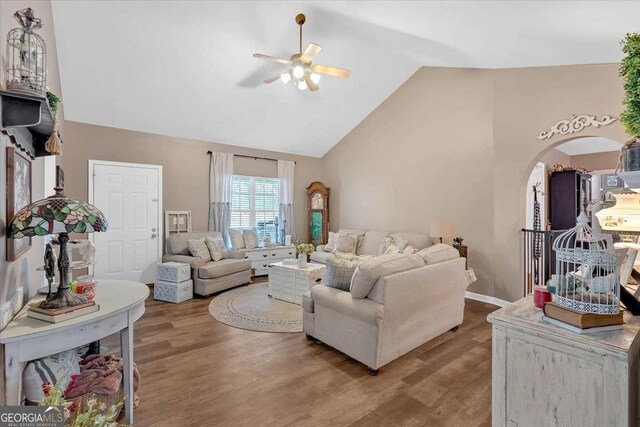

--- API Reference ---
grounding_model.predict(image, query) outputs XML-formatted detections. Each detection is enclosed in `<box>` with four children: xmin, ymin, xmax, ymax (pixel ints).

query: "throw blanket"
<box><xmin>65</xmin><ymin>354</ymin><xmax>140</xmax><ymax>406</ymax></box>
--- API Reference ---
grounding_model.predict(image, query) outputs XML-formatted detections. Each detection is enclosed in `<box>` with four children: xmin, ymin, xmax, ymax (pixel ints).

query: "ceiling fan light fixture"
<box><xmin>298</xmin><ymin>79</ymin><xmax>308</xmax><ymax>91</ymax></box>
<box><xmin>292</xmin><ymin>66</ymin><xmax>305</xmax><ymax>79</ymax></box>
<box><xmin>280</xmin><ymin>72</ymin><xmax>291</xmax><ymax>84</ymax></box>
<box><xmin>310</xmin><ymin>72</ymin><xmax>321</xmax><ymax>85</ymax></box>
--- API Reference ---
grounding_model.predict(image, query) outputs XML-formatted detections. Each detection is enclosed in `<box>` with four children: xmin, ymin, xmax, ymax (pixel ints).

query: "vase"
<box><xmin>298</xmin><ymin>254</ymin><xmax>308</xmax><ymax>268</ymax></box>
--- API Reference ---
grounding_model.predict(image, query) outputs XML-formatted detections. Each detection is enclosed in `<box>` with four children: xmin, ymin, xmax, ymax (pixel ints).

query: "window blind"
<box><xmin>231</xmin><ymin>175</ymin><xmax>280</xmax><ymax>241</ymax></box>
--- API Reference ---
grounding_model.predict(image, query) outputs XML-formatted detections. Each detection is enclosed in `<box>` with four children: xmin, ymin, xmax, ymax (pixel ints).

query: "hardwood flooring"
<box><xmin>103</xmin><ymin>285</ymin><xmax>498</xmax><ymax>427</ymax></box>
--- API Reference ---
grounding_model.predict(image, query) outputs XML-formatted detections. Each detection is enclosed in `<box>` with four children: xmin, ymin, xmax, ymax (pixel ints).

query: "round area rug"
<box><xmin>209</xmin><ymin>283</ymin><xmax>302</xmax><ymax>333</ymax></box>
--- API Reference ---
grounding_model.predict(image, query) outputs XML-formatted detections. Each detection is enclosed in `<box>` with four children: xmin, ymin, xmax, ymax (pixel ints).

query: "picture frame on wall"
<box><xmin>6</xmin><ymin>147</ymin><xmax>32</xmax><ymax>261</ymax></box>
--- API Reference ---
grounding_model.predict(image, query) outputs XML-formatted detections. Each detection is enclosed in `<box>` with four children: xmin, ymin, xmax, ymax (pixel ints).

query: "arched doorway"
<box><xmin>520</xmin><ymin>136</ymin><xmax>623</xmax><ymax>294</ymax></box>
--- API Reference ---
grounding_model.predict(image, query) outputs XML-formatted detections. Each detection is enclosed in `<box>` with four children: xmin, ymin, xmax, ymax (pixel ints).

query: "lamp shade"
<box><xmin>430</xmin><ymin>220</ymin><xmax>455</xmax><ymax>238</ymax></box>
<box><xmin>8</xmin><ymin>188</ymin><xmax>108</xmax><ymax>238</ymax></box>
<box><xmin>595</xmin><ymin>192</ymin><xmax>640</xmax><ymax>235</ymax></box>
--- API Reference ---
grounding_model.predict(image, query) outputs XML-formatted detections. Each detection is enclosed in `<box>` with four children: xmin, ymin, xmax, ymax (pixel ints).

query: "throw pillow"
<box><xmin>418</xmin><ymin>243</ymin><xmax>460</xmax><ymax>264</ymax></box>
<box><xmin>403</xmin><ymin>245</ymin><xmax>418</xmax><ymax>254</ymax></box>
<box><xmin>229</xmin><ymin>228</ymin><xmax>245</xmax><ymax>250</ymax></box>
<box><xmin>187</xmin><ymin>238</ymin><xmax>212</xmax><ymax>262</ymax></box>
<box><xmin>243</xmin><ymin>228</ymin><xmax>259</xmax><ymax>250</ymax></box>
<box><xmin>350</xmin><ymin>254</ymin><xmax>425</xmax><ymax>298</ymax></box>
<box><xmin>334</xmin><ymin>234</ymin><xmax>358</xmax><ymax>254</ymax></box>
<box><xmin>322</xmin><ymin>257</ymin><xmax>360</xmax><ymax>292</ymax></box>
<box><xmin>379</xmin><ymin>236</ymin><xmax>409</xmax><ymax>255</ymax></box>
<box><xmin>378</xmin><ymin>236</ymin><xmax>393</xmax><ymax>255</ymax></box>
<box><xmin>324</xmin><ymin>231</ymin><xmax>339</xmax><ymax>252</ymax></box>
<box><xmin>205</xmin><ymin>236</ymin><xmax>228</xmax><ymax>261</ymax></box>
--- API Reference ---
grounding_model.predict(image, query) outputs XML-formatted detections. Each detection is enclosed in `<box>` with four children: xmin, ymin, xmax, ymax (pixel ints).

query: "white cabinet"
<box><xmin>241</xmin><ymin>245</ymin><xmax>296</xmax><ymax>276</ymax></box>
<box><xmin>268</xmin><ymin>262</ymin><xmax>325</xmax><ymax>305</ymax></box>
<box><xmin>488</xmin><ymin>296</ymin><xmax>640</xmax><ymax>427</ymax></box>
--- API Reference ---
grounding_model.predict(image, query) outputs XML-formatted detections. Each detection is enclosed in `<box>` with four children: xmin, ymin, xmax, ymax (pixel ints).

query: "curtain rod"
<box><xmin>206</xmin><ymin>151</ymin><xmax>296</xmax><ymax>164</ymax></box>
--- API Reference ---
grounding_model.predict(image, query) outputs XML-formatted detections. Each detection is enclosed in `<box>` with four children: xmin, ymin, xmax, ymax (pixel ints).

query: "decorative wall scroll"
<box><xmin>536</xmin><ymin>114</ymin><xmax>618</xmax><ymax>140</ymax></box>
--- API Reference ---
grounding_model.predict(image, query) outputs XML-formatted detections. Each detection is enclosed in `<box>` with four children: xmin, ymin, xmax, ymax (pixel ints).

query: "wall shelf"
<box><xmin>0</xmin><ymin>90</ymin><xmax>59</xmax><ymax>158</ymax></box>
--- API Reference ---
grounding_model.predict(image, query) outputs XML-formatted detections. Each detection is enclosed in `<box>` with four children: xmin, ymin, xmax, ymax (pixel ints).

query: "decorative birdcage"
<box><xmin>551</xmin><ymin>212</ymin><xmax>620</xmax><ymax>314</ymax></box>
<box><xmin>5</xmin><ymin>8</ymin><xmax>46</xmax><ymax>95</ymax></box>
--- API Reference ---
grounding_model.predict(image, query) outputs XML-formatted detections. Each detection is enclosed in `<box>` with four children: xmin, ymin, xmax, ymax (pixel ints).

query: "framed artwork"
<box><xmin>6</xmin><ymin>147</ymin><xmax>32</xmax><ymax>260</ymax></box>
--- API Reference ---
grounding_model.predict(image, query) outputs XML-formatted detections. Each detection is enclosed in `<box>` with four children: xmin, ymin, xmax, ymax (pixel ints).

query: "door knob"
<box><xmin>152</xmin><ymin>227</ymin><xmax>157</xmax><ymax>232</ymax></box>
<box><xmin>151</xmin><ymin>233</ymin><xmax>157</xmax><ymax>239</ymax></box>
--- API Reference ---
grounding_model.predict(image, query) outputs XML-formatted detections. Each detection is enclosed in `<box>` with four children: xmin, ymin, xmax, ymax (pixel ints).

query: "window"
<box><xmin>231</xmin><ymin>175</ymin><xmax>280</xmax><ymax>241</ymax></box>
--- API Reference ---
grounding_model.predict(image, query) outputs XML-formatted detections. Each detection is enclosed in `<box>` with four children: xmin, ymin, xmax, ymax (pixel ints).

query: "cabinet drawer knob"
<box><xmin>272</xmin><ymin>253</ymin><xmax>276</xmax><ymax>256</ymax></box>
<box><xmin>288</xmin><ymin>252</ymin><xmax>293</xmax><ymax>255</ymax></box>
<box><xmin>263</xmin><ymin>264</ymin><xmax>268</xmax><ymax>268</ymax></box>
<box><xmin>244</xmin><ymin>255</ymin><xmax>249</xmax><ymax>259</ymax></box>
<box><xmin>263</xmin><ymin>254</ymin><xmax>267</xmax><ymax>257</ymax></box>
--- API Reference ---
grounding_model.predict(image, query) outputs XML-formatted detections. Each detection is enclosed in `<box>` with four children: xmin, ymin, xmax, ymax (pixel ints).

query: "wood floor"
<box><xmin>103</xmin><ymin>285</ymin><xmax>498</xmax><ymax>427</ymax></box>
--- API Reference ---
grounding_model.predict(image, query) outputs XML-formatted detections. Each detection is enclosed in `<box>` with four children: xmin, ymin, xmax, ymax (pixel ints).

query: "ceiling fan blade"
<box><xmin>263</xmin><ymin>74</ymin><xmax>282</xmax><ymax>84</ymax></box>
<box><xmin>311</xmin><ymin>64</ymin><xmax>351</xmax><ymax>78</ymax></box>
<box><xmin>304</xmin><ymin>74</ymin><xmax>319</xmax><ymax>92</ymax></box>
<box><xmin>300</xmin><ymin>43</ymin><xmax>322</xmax><ymax>63</ymax></box>
<box><xmin>253</xmin><ymin>53</ymin><xmax>292</xmax><ymax>65</ymax></box>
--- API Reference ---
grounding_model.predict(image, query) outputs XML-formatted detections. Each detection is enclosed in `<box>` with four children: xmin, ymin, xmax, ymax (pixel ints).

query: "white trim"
<box><xmin>88</xmin><ymin>159</ymin><xmax>164</xmax><ymax>276</ymax></box>
<box><xmin>465</xmin><ymin>291</ymin><xmax>510</xmax><ymax>308</ymax></box>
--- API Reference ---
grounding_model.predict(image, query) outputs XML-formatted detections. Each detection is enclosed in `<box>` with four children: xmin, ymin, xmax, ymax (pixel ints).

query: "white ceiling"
<box><xmin>51</xmin><ymin>1</ymin><xmax>640</xmax><ymax>157</ymax></box>
<box><xmin>555</xmin><ymin>137</ymin><xmax>622</xmax><ymax>156</ymax></box>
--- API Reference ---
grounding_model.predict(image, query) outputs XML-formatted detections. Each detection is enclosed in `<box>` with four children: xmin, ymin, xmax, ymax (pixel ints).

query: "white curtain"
<box><xmin>209</xmin><ymin>152</ymin><xmax>234</xmax><ymax>244</ymax></box>
<box><xmin>278</xmin><ymin>160</ymin><xmax>295</xmax><ymax>241</ymax></box>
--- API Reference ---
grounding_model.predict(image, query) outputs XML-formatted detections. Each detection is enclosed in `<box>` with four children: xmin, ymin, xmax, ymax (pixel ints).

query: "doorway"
<box><xmin>89</xmin><ymin>160</ymin><xmax>163</xmax><ymax>284</ymax></box>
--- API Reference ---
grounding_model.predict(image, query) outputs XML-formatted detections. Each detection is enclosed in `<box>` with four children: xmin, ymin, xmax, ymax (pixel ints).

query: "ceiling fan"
<box><xmin>253</xmin><ymin>13</ymin><xmax>351</xmax><ymax>92</ymax></box>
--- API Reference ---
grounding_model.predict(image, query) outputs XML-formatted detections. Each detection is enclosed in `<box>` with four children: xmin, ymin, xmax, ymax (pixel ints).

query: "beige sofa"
<box><xmin>163</xmin><ymin>232</ymin><xmax>251</xmax><ymax>296</ymax></box>
<box><xmin>303</xmin><ymin>256</ymin><xmax>471</xmax><ymax>374</ymax></box>
<box><xmin>310</xmin><ymin>229</ymin><xmax>430</xmax><ymax>264</ymax></box>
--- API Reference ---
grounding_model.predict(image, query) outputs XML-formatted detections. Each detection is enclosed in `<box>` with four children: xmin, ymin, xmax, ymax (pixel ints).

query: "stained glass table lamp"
<box><xmin>7</xmin><ymin>168</ymin><xmax>108</xmax><ymax>309</ymax></box>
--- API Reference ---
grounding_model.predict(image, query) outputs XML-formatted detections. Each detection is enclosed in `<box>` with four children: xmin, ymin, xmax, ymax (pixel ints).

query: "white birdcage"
<box><xmin>5</xmin><ymin>8</ymin><xmax>46</xmax><ymax>95</ymax></box>
<box><xmin>551</xmin><ymin>212</ymin><xmax>620</xmax><ymax>314</ymax></box>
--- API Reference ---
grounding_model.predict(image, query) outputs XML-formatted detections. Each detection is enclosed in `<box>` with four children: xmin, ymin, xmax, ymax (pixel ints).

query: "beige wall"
<box><xmin>539</xmin><ymin>148</ymin><xmax>571</xmax><ymax>171</ymax></box>
<box><xmin>322</xmin><ymin>67</ymin><xmax>496</xmax><ymax>296</ymax></box>
<box><xmin>323</xmin><ymin>63</ymin><xmax>627</xmax><ymax>302</ymax></box>
<box><xmin>571</xmin><ymin>150</ymin><xmax>619</xmax><ymax>171</ymax></box>
<box><xmin>58</xmin><ymin>121</ymin><xmax>322</xmax><ymax>242</ymax></box>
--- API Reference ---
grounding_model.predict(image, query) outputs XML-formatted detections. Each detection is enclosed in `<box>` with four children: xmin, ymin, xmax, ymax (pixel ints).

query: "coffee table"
<box><xmin>268</xmin><ymin>262</ymin><xmax>325</xmax><ymax>305</ymax></box>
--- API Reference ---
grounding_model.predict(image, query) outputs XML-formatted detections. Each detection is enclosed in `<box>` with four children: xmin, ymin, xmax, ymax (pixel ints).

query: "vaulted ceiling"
<box><xmin>51</xmin><ymin>1</ymin><xmax>640</xmax><ymax>157</ymax></box>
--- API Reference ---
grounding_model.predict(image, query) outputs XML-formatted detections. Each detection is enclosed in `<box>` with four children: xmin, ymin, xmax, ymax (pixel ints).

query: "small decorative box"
<box><xmin>154</xmin><ymin>279</ymin><xmax>193</xmax><ymax>304</ymax></box>
<box><xmin>157</xmin><ymin>262</ymin><xmax>191</xmax><ymax>283</ymax></box>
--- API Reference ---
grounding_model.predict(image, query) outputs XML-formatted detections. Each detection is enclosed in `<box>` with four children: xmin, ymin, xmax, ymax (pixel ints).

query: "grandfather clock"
<box><xmin>306</xmin><ymin>181</ymin><xmax>330</xmax><ymax>246</ymax></box>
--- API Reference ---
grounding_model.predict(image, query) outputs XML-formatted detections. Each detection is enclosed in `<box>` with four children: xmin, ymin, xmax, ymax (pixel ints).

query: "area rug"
<box><xmin>208</xmin><ymin>283</ymin><xmax>303</xmax><ymax>333</ymax></box>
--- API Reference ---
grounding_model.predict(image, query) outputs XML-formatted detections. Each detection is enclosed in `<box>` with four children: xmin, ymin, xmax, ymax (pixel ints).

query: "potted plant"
<box><xmin>294</xmin><ymin>240</ymin><xmax>314</xmax><ymax>267</ymax></box>
<box><xmin>618</xmin><ymin>33</ymin><xmax>640</xmax><ymax>184</ymax></box>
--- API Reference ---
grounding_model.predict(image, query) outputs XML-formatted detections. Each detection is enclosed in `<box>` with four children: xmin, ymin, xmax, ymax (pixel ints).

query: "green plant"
<box><xmin>46</xmin><ymin>89</ymin><xmax>62</xmax><ymax>117</ymax></box>
<box><xmin>620</xmin><ymin>33</ymin><xmax>640</xmax><ymax>138</ymax></box>
<box><xmin>39</xmin><ymin>379</ymin><xmax>123</xmax><ymax>427</ymax></box>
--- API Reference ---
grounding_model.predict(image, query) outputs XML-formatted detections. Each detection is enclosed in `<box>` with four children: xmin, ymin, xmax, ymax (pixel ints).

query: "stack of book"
<box><xmin>27</xmin><ymin>300</ymin><xmax>99</xmax><ymax>323</ymax></box>
<box><xmin>542</xmin><ymin>302</ymin><xmax>624</xmax><ymax>334</ymax></box>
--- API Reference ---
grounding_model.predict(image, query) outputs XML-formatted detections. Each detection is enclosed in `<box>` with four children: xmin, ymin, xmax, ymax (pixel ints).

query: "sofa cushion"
<box><xmin>229</xmin><ymin>229</ymin><xmax>245</xmax><ymax>250</ymax></box>
<box><xmin>310</xmin><ymin>251</ymin><xmax>336</xmax><ymax>264</ymax></box>
<box><xmin>358</xmin><ymin>231</ymin><xmax>390</xmax><ymax>255</ymax></box>
<box><xmin>418</xmin><ymin>243</ymin><xmax>460</xmax><ymax>265</ymax></box>
<box><xmin>334</xmin><ymin>234</ymin><xmax>358</xmax><ymax>254</ymax></box>
<box><xmin>187</xmin><ymin>238</ymin><xmax>212</xmax><ymax>262</ymax></box>
<box><xmin>337</xmin><ymin>228</ymin><xmax>367</xmax><ymax>237</ymax></box>
<box><xmin>311</xmin><ymin>285</ymin><xmax>384</xmax><ymax>326</ymax></box>
<box><xmin>198</xmin><ymin>258</ymin><xmax>251</xmax><ymax>279</ymax></box>
<box><xmin>243</xmin><ymin>228</ymin><xmax>259</xmax><ymax>249</ymax></box>
<box><xmin>205</xmin><ymin>235</ymin><xmax>227</xmax><ymax>261</ymax></box>
<box><xmin>390</xmin><ymin>232</ymin><xmax>430</xmax><ymax>251</ymax></box>
<box><xmin>350</xmin><ymin>254</ymin><xmax>425</xmax><ymax>298</ymax></box>
<box><xmin>324</xmin><ymin>231</ymin><xmax>340</xmax><ymax>252</ymax></box>
<box><xmin>322</xmin><ymin>258</ymin><xmax>359</xmax><ymax>291</ymax></box>
<box><xmin>166</xmin><ymin>232</ymin><xmax>222</xmax><ymax>255</ymax></box>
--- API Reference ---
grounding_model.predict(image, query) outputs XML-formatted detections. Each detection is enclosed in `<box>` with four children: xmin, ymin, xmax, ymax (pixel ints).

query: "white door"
<box><xmin>91</xmin><ymin>162</ymin><xmax>162</xmax><ymax>283</ymax></box>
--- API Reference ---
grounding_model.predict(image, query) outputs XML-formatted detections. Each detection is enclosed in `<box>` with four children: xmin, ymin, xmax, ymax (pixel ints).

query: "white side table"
<box><xmin>0</xmin><ymin>280</ymin><xmax>149</xmax><ymax>425</ymax></box>
<box><xmin>268</xmin><ymin>262</ymin><xmax>325</xmax><ymax>305</ymax></box>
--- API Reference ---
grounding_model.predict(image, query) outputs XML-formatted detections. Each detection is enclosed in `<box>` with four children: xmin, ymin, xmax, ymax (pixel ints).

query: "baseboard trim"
<box><xmin>465</xmin><ymin>291</ymin><xmax>510</xmax><ymax>308</ymax></box>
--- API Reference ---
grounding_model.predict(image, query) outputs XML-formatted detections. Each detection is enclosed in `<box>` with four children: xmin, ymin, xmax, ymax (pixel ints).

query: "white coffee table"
<box><xmin>268</xmin><ymin>262</ymin><xmax>325</xmax><ymax>305</ymax></box>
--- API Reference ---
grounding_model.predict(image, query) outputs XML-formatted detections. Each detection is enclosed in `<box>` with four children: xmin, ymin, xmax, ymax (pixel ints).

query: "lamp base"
<box><xmin>38</xmin><ymin>287</ymin><xmax>86</xmax><ymax>310</ymax></box>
